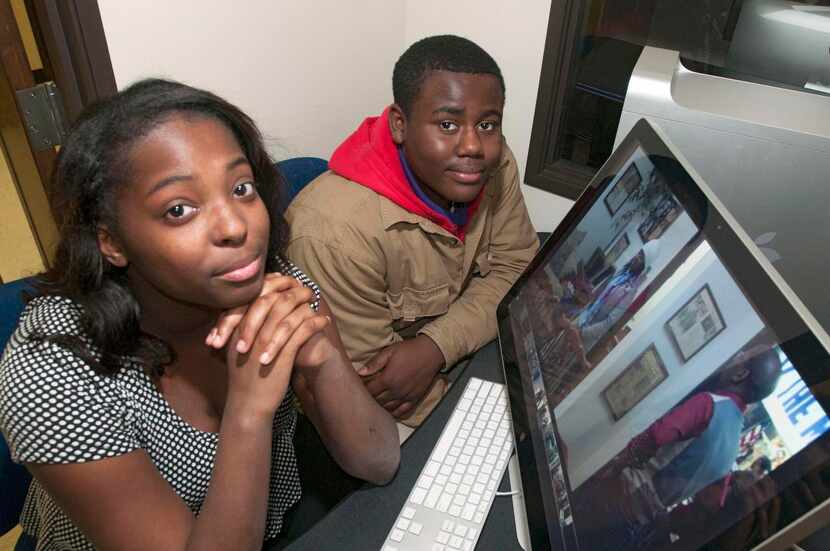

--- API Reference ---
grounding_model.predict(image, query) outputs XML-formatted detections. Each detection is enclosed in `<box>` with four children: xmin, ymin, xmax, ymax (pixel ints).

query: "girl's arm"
<box><xmin>291</xmin><ymin>298</ymin><xmax>400</xmax><ymax>485</ymax></box>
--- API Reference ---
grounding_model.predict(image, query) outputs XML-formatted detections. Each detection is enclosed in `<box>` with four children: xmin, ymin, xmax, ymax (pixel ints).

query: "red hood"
<box><xmin>328</xmin><ymin>107</ymin><xmax>481</xmax><ymax>239</ymax></box>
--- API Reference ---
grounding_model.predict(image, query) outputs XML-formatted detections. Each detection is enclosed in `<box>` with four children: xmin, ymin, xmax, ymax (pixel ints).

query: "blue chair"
<box><xmin>276</xmin><ymin>157</ymin><xmax>328</xmax><ymax>207</ymax></box>
<box><xmin>1</xmin><ymin>277</ymin><xmax>35</xmax><ymax>544</ymax></box>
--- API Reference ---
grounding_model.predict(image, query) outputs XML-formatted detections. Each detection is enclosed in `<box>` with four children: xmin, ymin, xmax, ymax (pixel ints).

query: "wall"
<box><xmin>98</xmin><ymin>0</ymin><xmax>574</xmax><ymax>232</ymax></box>
<box><xmin>98</xmin><ymin>1</ymin><xmax>405</xmax><ymax>161</ymax></box>
<box><xmin>0</xmin><ymin>140</ymin><xmax>44</xmax><ymax>282</ymax></box>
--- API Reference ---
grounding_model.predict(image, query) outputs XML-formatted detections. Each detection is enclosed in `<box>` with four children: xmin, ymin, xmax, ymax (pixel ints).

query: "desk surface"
<box><xmin>286</xmin><ymin>341</ymin><xmax>524</xmax><ymax>550</ymax></box>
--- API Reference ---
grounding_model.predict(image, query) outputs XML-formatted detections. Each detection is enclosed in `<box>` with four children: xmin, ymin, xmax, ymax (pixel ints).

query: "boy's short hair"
<box><xmin>392</xmin><ymin>35</ymin><xmax>506</xmax><ymax>116</ymax></box>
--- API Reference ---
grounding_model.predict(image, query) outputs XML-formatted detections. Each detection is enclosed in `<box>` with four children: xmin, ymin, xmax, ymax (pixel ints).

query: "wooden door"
<box><xmin>0</xmin><ymin>0</ymin><xmax>115</xmax><ymax>272</ymax></box>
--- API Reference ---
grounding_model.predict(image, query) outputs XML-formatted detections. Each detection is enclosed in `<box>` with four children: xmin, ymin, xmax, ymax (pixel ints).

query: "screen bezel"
<box><xmin>497</xmin><ymin>117</ymin><xmax>830</xmax><ymax>551</ymax></box>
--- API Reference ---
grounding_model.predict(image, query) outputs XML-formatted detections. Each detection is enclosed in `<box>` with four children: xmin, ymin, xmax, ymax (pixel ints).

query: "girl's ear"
<box><xmin>97</xmin><ymin>226</ymin><xmax>128</xmax><ymax>268</ymax></box>
<box><xmin>388</xmin><ymin>104</ymin><xmax>407</xmax><ymax>145</ymax></box>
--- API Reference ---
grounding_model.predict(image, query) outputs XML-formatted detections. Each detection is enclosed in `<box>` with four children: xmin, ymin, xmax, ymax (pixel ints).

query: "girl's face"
<box><xmin>100</xmin><ymin>114</ymin><xmax>270</xmax><ymax>311</ymax></box>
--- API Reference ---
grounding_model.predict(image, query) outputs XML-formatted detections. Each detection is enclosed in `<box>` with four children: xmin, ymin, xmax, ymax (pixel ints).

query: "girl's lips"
<box><xmin>217</xmin><ymin>256</ymin><xmax>263</xmax><ymax>282</ymax></box>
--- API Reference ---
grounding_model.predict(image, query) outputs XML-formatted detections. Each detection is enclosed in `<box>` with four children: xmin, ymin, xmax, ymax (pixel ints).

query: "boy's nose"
<box><xmin>457</xmin><ymin>126</ymin><xmax>483</xmax><ymax>157</ymax></box>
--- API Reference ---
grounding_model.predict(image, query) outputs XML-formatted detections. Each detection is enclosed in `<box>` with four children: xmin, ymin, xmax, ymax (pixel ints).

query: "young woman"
<box><xmin>0</xmin><ymin>79</ymin><xmax>399</xmax><ymax>551</ymax></box>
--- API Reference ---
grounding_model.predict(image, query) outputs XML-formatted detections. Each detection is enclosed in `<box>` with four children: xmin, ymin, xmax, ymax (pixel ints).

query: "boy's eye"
<box><xmin>478</xmin><ymin>121</ymin><xmax>499</xmax><ymax>132</ymax></box>
<box><xmin>165</xmin><ymin>204</ymin><xmax>196</xmax><ymax>219</ymax></box>
<box><xmin>233</xmin><ymin>181</ymin><xmax>257</xmax><ymax>197</ymax></box>
<box><xmin>439</xmin><ymin>121</ymin><xmax>458</xmax><ymax>132</ymax></box>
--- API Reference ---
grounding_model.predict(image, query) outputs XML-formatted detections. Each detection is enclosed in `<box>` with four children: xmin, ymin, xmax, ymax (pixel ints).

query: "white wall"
<box><xmin>98</xmin><ymin>0</ymin><xmax>573</xmax><ymax>231</ymax></box>
<box><xmin>98</xmin><ymin>1</ymin><xmax>404</xmax><ymax>161</ymax></box>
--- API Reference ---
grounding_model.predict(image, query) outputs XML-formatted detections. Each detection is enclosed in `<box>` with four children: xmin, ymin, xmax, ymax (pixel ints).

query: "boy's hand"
<box><xmin>358</xmin><ymin>335</ymin><xmax>445</xmax><ymax>419</ymax></box>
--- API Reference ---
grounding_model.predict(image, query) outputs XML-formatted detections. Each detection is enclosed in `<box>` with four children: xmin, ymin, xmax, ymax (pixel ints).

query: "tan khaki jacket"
<box><xmin>285</xmin><ymin>146</ymin><xmax>538</xmax><ymax>419</ymax></box>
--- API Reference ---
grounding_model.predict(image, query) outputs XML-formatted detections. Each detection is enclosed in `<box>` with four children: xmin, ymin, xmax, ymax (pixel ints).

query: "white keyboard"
<box><xmin>382</xmin><ymin>377</ymin><xmax>514</xmax><ymax>551</ymax></box>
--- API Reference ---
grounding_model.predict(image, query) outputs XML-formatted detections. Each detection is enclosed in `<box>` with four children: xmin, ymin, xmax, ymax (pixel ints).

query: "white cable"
<box><xmin>495</xmin><ymin>490</ymin><xmax>520</xmax><ymax>497</ymax></box>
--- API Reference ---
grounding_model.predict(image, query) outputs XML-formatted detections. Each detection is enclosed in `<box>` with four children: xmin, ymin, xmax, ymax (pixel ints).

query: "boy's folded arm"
<box><xmin>419</xmin><ymin>156</ymin><xmax>539</xmax><ymax>367</ymax></box>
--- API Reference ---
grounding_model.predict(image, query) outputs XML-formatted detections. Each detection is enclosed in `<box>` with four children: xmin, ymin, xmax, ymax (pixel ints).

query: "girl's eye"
<box><xmin>233</xmin><ymin>181</ymin><xmax>257</xmax><ymax>197</ymax></box>
<box><xmin>439</xmin><ymin>121</ymin><xmax>458</xmax><ymax>132</ymax></box>
<box><xmin>165</xmin><ymin>204</ymin><xmax>196</xmax><ymax>219</ymax></box>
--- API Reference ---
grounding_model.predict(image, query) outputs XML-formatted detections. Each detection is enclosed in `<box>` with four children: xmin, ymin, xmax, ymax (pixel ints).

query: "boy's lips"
<box><xmin>216</xmin><ymin>255</ymin><xmax>263</xmax><ymax>282</ymax></box>
<box><xmin>446</xmin><ymin>169</ymin><xmax>484</xmax><ymax>185</ymax></box>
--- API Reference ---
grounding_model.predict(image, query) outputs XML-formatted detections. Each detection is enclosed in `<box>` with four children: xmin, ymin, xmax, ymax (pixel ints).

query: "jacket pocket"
<box><xmin>387</xmin><ymin>284</ymin><xmax>450</xmax><ymax>322</ymax></box>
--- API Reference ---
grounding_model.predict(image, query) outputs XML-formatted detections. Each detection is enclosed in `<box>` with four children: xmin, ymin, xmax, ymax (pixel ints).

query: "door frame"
<box><xmin>0</xmin><ymin>0</ymin><xmax>116</xmax><ymax>269</ymax></box>
<box><xmin>28</xmin><ymin>0</ymin><xmax>117</xmax><ymax>123</ymax></box>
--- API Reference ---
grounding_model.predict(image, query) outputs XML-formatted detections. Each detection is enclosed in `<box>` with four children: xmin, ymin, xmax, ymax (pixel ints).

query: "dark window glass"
<box><xmin>538</xmin><ymin>0</ymin><xmax>829</xmax><ymax>195</ymax></box>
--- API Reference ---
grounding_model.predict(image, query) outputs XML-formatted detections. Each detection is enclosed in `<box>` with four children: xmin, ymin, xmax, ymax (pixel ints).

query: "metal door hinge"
<box><xmin>15</xmin><ymin>82</ymin><xmax>67</xmax><ymax>151</ymax></box>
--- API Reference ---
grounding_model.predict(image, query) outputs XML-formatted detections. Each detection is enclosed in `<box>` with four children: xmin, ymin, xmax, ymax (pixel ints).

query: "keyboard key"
<box><xmin>462</xmin><ymin>504</ymin><xmax>476</xmax><ymax>521</ymax></box>
<box><xmin>409</xmin><ymin>522</ymin><xmax>423</xmax><ymax>535</ymax></box>
<box><xmin>390</xmin><ymin>529</ymin><xmax>404</xmax><ymax>542</ymax></box>
<box><xmin>396</xmin><ymin>518</ymin><xmax>410</xmax><ymax>530</ymax></box>
<box><xmin>433</xmin><ymin>413</ymin><xmax>465</xmax><ymax>462</ymax></box>
<box><xmin>402</xmin><ymin>506</ymin><xmax>416</xmax><ymax>519</ymax></box>
<box><xmin>418</xmin><ymin>475</ymin><xmax>434</xmax><ymax>489</ymax></box>
<box><xmin>463</xmin><ymin>540</ymin><xmax>474</xmax><ymax>550</ymax></box>
<box><xmin>438</xmin><ymin>493</ymin><xmax>452</xmax><ymax>512</ymax></box>
<box><xmin>442</xmin><ymin>520</ymin><xmax>454</xmax><ymax>531</ymax></box>
<box><xmin>449</xmin><ymin>505</ymin><xmax>461</xmax><ymax>517</ymax></box>
<box><xmin>410</xmin><ymin>487</ymin><xmax>427</xmax><ymax>504</ymax></box>
<box><xmin>425</xmin><ymin>485</ymin><xmax>442</xmax><ymax>508</ymax></box>
<box><xmin>437</xmin><ymin>531</ymin><xmax>450</xmax><ymax>544</ymax></box>
<box><xmin>454</xmin><ymin>525</ymin><xmax>468</xmax><ymax>538</ymax></box>
<box><xmin>450</xmin><ymin>535</ymin><xmax>464</xmax><ymax>548</ymax></box>
<box><xmin>425</xmin><ymin>461</ymin><xmax>440</xmax><ymax>477</ymax></box>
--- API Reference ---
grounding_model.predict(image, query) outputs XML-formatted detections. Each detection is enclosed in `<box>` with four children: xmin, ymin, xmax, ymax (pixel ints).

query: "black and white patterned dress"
<box><xmin>0</xmin><ymin>258</ymin><xmax>321</xmax><ymax>550</ymax></box>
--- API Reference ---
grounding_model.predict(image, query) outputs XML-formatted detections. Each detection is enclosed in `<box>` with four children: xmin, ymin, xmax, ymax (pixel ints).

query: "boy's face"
<box><xmin>390</xmin><ymin>70</ymin><xmax>504</xmax><ymax>209</ymax></box>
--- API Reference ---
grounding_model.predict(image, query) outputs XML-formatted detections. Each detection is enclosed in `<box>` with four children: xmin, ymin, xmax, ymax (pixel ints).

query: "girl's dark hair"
<box><xmin>35</xmin><ymin>78</ymin><xmax>288</xmax><ymax>377</ymax></box>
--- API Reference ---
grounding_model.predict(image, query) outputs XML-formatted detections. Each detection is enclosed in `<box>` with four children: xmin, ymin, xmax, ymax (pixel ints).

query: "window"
<box><xmin>527</xmin><ymin>0</ymin><xmax>830</xmax><ymax>198</ymax></box>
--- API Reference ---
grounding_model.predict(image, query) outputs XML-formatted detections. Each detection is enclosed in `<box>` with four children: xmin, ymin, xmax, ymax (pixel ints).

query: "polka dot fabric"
<box><xmin>0</xmin><ymin>257</ymin><xmax>320</xmax><ymax>550</ymax></box>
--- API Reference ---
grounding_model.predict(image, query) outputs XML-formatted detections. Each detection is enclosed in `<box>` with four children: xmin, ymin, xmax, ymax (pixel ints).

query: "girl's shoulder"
<box><xmin>14</xmin><ymin>294</ymin><xmax>85</xmax><ymax>340</ymax></box>
<box><xmin>0</xmin><ymin>295</ymin><xmax>142</xmax><ymax>464</ymax></box>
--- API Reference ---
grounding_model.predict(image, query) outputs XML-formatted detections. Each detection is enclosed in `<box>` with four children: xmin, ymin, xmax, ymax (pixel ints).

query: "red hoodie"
<box><xmin>328</xmin><ymin>107</ymin><xmax>483</xmax><ymax>240</ymax></box>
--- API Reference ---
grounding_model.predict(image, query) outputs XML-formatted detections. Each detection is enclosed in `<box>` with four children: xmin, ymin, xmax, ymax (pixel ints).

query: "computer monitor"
<box><xmin>727</xmin><ymin>0</ymin><xmax>830</xmax><ymax>93</ymax></box>
<box><xmin>498</xmin><ymin>118</ymin><xmax>830</xmax><ymax>551</ymax></box>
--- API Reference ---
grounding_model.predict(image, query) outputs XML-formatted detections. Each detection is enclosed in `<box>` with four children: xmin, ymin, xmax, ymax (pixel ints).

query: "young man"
<box><xmin>285</xmin><ymin>35</ymin><xmax>538</xmax><ymax>427</ymax></box>
<box><xmin>573</xmin><ymin>345</ymin><xmax>783</xmax><ymax>550</ymax></box>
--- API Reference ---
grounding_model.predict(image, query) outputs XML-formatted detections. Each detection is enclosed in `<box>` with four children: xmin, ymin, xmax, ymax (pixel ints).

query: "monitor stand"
<box><xmin>508</xmin><ymin>454</ymin><xmax>531</xmax><ymax>550</ymax></box>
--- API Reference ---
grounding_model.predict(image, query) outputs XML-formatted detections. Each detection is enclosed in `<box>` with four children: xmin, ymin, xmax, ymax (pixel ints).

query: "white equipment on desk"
<box><xmin>381</xmin><ymin>377</ymin><xmax>513</xmax><ymax>551</ymax></box>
